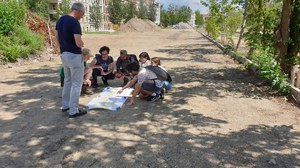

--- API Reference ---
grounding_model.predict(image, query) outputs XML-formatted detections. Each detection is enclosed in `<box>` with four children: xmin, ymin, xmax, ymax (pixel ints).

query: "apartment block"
<box><xmin>49</xmin><ymin>0</ymin><xmax>113</xmax><ymax>32</ymax></box>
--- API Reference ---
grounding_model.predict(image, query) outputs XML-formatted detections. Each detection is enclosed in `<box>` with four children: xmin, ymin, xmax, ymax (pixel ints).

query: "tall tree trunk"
<box><xmin>287</xmin><ymin>0</ymin><xmax>300</xmax><ymax>71</ymax></box>
<box><xmin>275</xmin><ymin>0</ymin><xmax>293</xmax><ymax>73</ymax></box>
<box><xmin>236</xmin><ymin>0</ymin><xmax>248</xmax><ymax>50</ymax></box>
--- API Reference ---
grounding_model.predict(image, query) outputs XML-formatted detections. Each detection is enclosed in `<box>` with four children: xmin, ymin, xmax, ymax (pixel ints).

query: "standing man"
<box><xmin>55</xmin><ymin>2</ymin><xmax>87</xmax><ymax>118</ymax></box>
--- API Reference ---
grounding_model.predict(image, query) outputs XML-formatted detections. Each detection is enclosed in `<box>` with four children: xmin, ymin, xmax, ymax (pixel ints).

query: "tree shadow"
<box><xmin>0</xmin><ymin>32</ymin><xmax>298</xmax><ymax>167</ymax></box>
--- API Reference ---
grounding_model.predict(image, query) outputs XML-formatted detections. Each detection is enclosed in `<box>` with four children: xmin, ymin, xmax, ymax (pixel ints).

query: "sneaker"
<box><xmin>61</xmin><ymin>108</ymin><xmax>69</xmax><ymax>112</ymax></box>
<box><xmin>147</xmin><ymin>94</ymin><xmax>161</xmax><ymax>102</ymax></box>
<box><xmin>102</xmin><ymin>77</ymin><xmax>109</xmax><ymax>85</ymax></box>
<box><xmin>92</xmin><ymin>83</ymin><xmax>99</xmax><ymax>88</ymax></box>
<box><xmin>103</xmin><ymin>80</ymin><xmax>109</xmax><ymax>85</ymax></box>
<box><xmin>69</xmin><ymin>109</ymin><xmax>87</xmax><ymax>118</ymax></box>
<box><xmin>160</xmin><ymin>88</ymin><xmax>165</xmax><ymax>99</ymax></box>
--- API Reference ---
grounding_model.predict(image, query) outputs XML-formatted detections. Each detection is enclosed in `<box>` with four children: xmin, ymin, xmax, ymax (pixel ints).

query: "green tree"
<box><xmin>56</xmin><ymin>0</ymin><xmax>71</xmax><ymax>16</ymax></box>
<box><xmin>148</xmin><ymin>1</ymin><xmax>157</xmax><ymax>22</ymax></box>
<box><xmin>201</xmin><ymin>0</ymin><xmax>236</xmax><ymax>43</ymax></box>
<box><xmin>205</xmin><ymin>17</ymin><xmax>220</xmax><ymax>39</ymax></box>
<box><xmin>225</xmin><ymin>10</ymin><xmax>243</xmax><ymax>45</ymax></box>
<box><xmin>236</xmin><ymin>0</ymin><xmax>248</xmax><ymax>50</ymax></box>
<box><xmin>177</xmin><ymin>6</ymin><xmax>192</xmax><ymax>23</ymax></box>
<box><xmin>22</xmin><ymin>0</ymin><xmax>49</xmax><ymax>19</ymax></box>
<box><xmin>195</xmin><ymin>11</ymin><xmax>204</xmax><ymax>26</ymax></box>
<box><xmin>108</xmin><ymin>0</ymin><xmax>123</xmax><ymax>24</ymax></box>
<box><xmin>123</xmin><ymin>0</ymin><xmax>136</xmax><ymax>23</ymax></box>
<box><xmin>276</xmin><ymin>0</ymin><xmax>300</xmax><ymax>73</ymax></box>
<box><xmin>137</xmin><ymin>0</ymin><xmax>147</xmax><ymax>19</ymax></box>
<box><xmin>89</xmin><ymin>0</ymin><xmax>102</xmax><ymax>31</ymax></box>
<box><xmin>0</xmin><ymin>0</ymin><xmax>25</xmax><ymax>34</ymax></box>
<box><xmin>160</xmin><ymin>4</ymin><xmax>193</xmax><ymax>27</ymax></box>
<box><xmin>244</xmin><ymin>0</ymin><xmax>281</xmax><ymax>54</ymax></box>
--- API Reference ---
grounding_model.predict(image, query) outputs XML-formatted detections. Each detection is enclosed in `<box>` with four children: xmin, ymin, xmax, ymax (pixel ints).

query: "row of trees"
<box><xmin>160</xmin><ymin>4</ymin><xmax>192</xmax><ymax>27</ymax></box>
<box><xmin>201</xmin><ymin>0</ymin><xmax>300</xmax><ymax>94</ymax></box>
<box><xmin>108</xmin><ymin>0</ymin><xmax>157</xmax><ymax>25</ymax></box>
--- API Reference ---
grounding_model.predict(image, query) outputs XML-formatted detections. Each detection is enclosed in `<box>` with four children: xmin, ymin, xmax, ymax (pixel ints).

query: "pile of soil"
<box><xmin>172</xmin><ymin>22</ymin><xmax>193</xmax><ymax>29</ymax></box>
<box><xmin>120</xmin><ymin>18</ymin><xmax>160</xmax><ymax>32</ymax></box>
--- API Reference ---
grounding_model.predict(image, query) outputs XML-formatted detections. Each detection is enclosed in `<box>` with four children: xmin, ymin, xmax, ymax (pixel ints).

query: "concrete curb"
<box><xmin>198</xmin><ymin>31</ymin><xmax>300</xmax><ymax>104</ymax></box>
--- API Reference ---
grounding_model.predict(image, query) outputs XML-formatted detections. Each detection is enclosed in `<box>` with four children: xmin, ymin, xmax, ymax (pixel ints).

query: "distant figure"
<box><xmin>90</xmin><ymin>46</ymin><xmax>115</xmax><ymax>87</ymax></box>
<box><xmin>55</xmin><ymin>2</ymin><xmax>87</xmax><ymax>118</ymax></box>
<box><xmin>139</xmin><ymin>52</ymin><xmax>151</xmax><ymax>69</ymax></box>
<box><xmin>115</xmin><ymin>50</ymin><xmax>138</xmax><ymax>86</ymax></box>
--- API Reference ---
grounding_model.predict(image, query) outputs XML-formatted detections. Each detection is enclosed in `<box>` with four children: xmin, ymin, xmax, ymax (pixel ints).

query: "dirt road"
<box><xmin>0</xmin><ymin>29</ymin><xmax>299</xmax><ymax>168</ymax></box>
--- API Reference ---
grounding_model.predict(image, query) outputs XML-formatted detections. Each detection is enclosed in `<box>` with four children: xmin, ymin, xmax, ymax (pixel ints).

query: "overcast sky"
<box><xmin>156</xmin><ymin>0</ymin><xmax>209</xmax><ymax>13</ymax></box>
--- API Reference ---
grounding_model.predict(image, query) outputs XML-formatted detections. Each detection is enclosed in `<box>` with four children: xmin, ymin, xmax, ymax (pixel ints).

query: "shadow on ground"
<box><xmin>0</xmin><ymin>35</ymin><xmax>299</xmax><ymax>167</ymax></box>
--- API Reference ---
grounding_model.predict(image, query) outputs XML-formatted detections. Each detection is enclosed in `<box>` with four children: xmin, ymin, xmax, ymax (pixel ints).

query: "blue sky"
<box><xmin>156</xmin><ymin>0</ymin><xmax>209</xmax><ymax>14</ymax></box>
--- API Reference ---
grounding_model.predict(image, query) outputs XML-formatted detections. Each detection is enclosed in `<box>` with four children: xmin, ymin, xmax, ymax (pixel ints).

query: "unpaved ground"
<box><xmin>0</xmin><ymin>29</ymin><xmax>300</xmax><ymax>168</ymax></box>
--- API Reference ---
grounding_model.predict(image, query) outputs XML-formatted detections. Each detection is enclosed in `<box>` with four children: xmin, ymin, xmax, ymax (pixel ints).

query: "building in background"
<box><xmin>154</xmin><ymin>2</ymin><xmax>160</xmax><ymax>25</ymax></box>
<box><xmin>50</xmin><ymin>0</ymin><xmax>160</xmax><ymax>32</ymax></box>
<box><xmin>202</xmin><ymin>14</ymin><xmax>210</xmax><ymax>21</ymax></box>
<box><xmin>189</xmin><ymin>12</ymin><xmax>195</xmax><ymax>27</ymax></box>
<box><xmin>49</xmin><ymin>0</ymin><xmax>113</xmax><ymax>32</ymax></box>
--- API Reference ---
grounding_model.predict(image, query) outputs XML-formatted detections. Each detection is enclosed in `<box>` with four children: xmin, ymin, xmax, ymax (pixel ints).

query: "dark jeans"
<box><xmin>141</xmin><ymin>80</ymin><xmax>161</xmax><ymax>93</ymax></box>
<box><xmin>92</xmin><ymin>69</ymin><xmax>115</xmax><ymax>84</ymax></box>
<box><xmin>119</xmin><ymin>69</ymin><xmax>130</xmax><ymax>86</ymax></box>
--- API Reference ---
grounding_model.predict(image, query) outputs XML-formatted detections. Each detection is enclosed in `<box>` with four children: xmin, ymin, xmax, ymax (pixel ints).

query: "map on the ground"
<box><xmin>86</xmin><ymin>87</ymin><xmax>133</xmax><ymax>111</ymax></box>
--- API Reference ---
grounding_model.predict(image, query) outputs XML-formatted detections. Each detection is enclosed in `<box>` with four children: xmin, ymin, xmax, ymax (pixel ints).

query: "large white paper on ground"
<box><xmin>86</xmin><ymin>87</ymin><xmax>133</xmax><ymax>111</ymax></box>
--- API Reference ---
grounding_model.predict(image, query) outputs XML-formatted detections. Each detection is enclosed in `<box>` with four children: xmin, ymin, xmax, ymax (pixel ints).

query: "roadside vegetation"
<box><xmin>201</xmin><ymin>0</ymin><xmax>300</xmax><ymax>94</ymax></box>
<box><xmin>0</xmin><ymin>1</ymin><xmax>43</xmax><ymax>63</ymax></box>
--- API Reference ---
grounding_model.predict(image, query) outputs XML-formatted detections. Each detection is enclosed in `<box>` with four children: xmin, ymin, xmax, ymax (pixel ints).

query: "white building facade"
<box><xmin>189</xmin><ymin>12</ymin><xmax>196</xmax><ymax>27</ymax></box>
<box><xmin>49</xmin><ymin>0</ymin><xmax>113</xmax><ymax>32</ymax></box>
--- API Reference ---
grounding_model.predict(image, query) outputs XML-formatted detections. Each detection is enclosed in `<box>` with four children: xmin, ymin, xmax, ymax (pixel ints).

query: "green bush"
<box><xmin>0</xmin><ymin>26</ymin><xmax>43</xmax><ymax>62</ymax></box>
<box><xmin>252</xmin><ymin>48</ymin><xmax>291</xmax><ymax>94</ymax></box>
<box><xmin>0</xmin><ymin>0</ymin><xmax>25</xmax><ymax>34</ymax></box>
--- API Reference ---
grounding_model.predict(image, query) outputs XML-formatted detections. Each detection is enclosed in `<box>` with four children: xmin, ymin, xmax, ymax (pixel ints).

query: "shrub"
<box><xmin>252</xmin><ymin>48</ymin><xmax>291</xmax><ymax>94</ymax></box>
<box><xmin>0</xmin><ymin>0</ymin><xmax>25</xmax><ymax>34</ymax></box>
<box><xmin>0</xmin><ymin>26</ymin><xmax>43</xmax><ymax>62</ymax></box>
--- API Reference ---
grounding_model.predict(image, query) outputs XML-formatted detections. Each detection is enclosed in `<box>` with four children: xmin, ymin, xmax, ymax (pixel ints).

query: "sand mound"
<box><xmin>120</xmin><ymin>18</ymin><xmax>160</xmax><ymax>32</ymax></box>
<box><xmin>172</xmin><ymin>22</ymin><xmax>193</xmax><ymax>29</ymax></box>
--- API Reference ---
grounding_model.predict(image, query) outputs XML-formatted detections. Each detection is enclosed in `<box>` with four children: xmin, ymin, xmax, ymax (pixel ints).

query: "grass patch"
<box><xmin>0</xmin><ymin>26</ymin><xmax>43</xmax><ymax>63</ymax></box>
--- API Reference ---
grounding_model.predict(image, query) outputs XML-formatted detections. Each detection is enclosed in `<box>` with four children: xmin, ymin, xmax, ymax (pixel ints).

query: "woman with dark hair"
<box><xmin>118</xmin><ymin>62</ymin><xmax>164</xmax><ymax>105</ymax></box>
<box><xmin>151</xmin><ymin>57</ymin><xmax>173</xmax><ymax>93</ymax></box>
<box><xmin>139</xmin><ymin>52</ymin><xmax>151</xmax><ymax>69</ymax></box>
<box><xmin>90</xmin><ymin>46</ymin><xmax>115</xmax><ymax>87</ymax></box>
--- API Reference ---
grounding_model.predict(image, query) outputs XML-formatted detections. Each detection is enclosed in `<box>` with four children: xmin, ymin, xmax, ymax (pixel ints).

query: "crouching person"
<box><xmin>121</xmin><ymin>62</ymin><xmax>164</xmax><ymax>106</ymax></box>
<box><xmin>90</xmin><ymin>46</ymin><xmax>115</xmax><ymax>87</ymax></box>
<box><xmin>60</xmin><ymin>48</ymin><xmax>93</xmax><ymax>95</ymax></box>
<box><xmin>115</xmin><ymin>50</ymin><xmax>138</xmax><ymax>86</ymax></box>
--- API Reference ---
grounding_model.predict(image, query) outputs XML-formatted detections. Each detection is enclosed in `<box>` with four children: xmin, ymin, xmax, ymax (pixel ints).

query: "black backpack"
<box><xmin>145</xmin><ymin>66</ymin><xmax>172</xmax><ymax>83</ymax></box>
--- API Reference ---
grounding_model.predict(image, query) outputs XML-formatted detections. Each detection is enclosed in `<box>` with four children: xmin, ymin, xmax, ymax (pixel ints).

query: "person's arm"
<box><xmin>116</xmin><ymin>57</ymin><xmax>121</xmax><ymax>72</ymax></box>
<box><xmin>118</xmin><ymin>76</ymin><xmax>137</xmax><ymax>93</ymax></box>
<box><xmin>128</xmin><ymin>83</ymin><xmax>141</xmax><ymax>105</ymax></box>
<box><xmin>74</xmin><ymin>34</ymin><xmax>84</xmax><ymax>48</ymax></box>
<box><xmin>107</xmin><ymin>62</ymin><xmax>114</xmax><ymax>74</ymax></box>
<box><xmin>89</xmin><ymin>58</ymin><xmax>102</xmax><ymax>70</ymax></box>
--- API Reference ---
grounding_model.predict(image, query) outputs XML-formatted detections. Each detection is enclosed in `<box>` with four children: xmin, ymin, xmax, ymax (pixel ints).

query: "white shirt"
<box><xmin>137</xmin><ymin>68</ymin><xmax>163</xmax><ymax>88</ymax></box>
